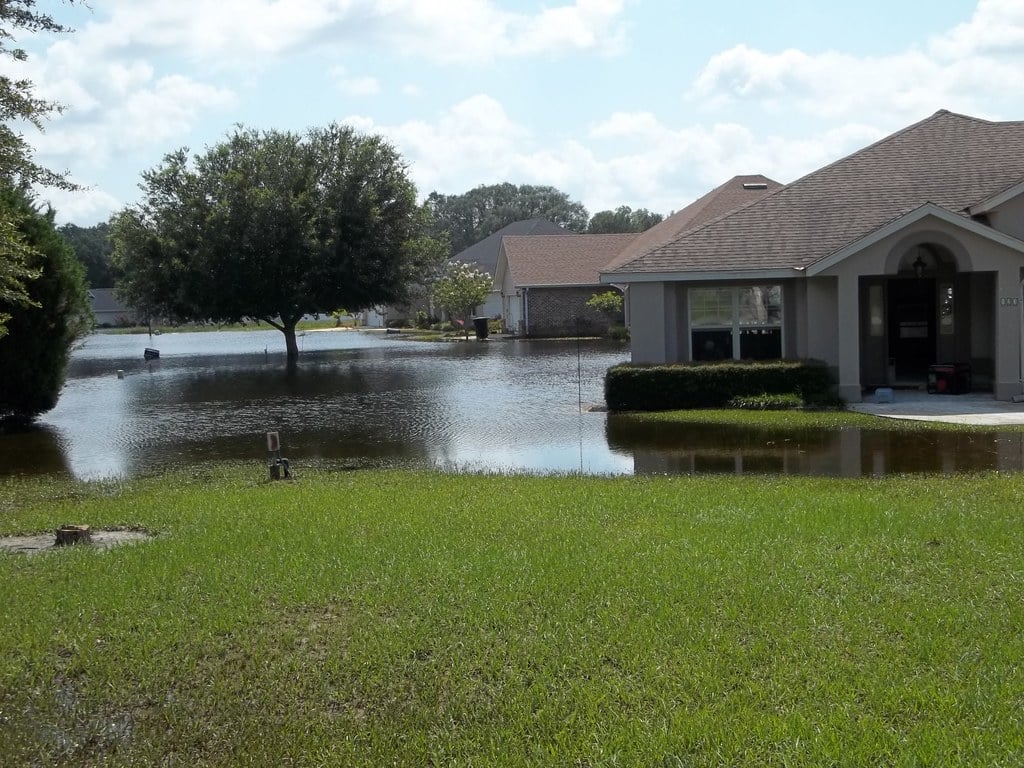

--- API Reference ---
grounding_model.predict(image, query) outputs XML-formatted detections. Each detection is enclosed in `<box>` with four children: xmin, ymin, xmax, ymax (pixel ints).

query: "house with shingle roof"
<box><xmin>89</xmin><ymin>288</ymin><xmax>139</xmax><ymax>327</ymax></box>
<box><xmin>452</xmin><ymin>218</ymin><xmax>568</xmax><ymax>318</ymax></box>
<box><xmin>497</xmin><ymin>233</ymin><xmax>638</xmax><ymax>336</ymax></box>
<box><xmin>602</xmin><ymin>110</ymin><xmax>1024</xmax><ymax>402</ymax></box>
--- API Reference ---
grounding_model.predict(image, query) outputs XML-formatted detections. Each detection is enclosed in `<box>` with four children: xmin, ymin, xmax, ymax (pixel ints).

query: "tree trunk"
<box><xmin>283</xmin><ymin>322</ymin><xmax>299</xmax><ymax>361</ymax></box>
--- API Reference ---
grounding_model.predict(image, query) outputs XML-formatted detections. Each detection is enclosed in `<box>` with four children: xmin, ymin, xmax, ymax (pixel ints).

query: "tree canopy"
<box><xmin>1</xmin><ymin>1</ymin><xmax>80</xmax><ymax>339</ymax></box>
<box><xmin>112</xmin><ymin>124</ymin><xmax>445</xmax><ymax>359</ymax></box>
<box><xmin>59</xmin><ymin>221</ymin><xmax>118</xmax><ymax>287</ymax></box>
<box><xmin>587</xmin><ymin>206</ymin><xmax>663</xmax><ymax>234</ymax></box>
<box><xmin>425</xmin><ymin>183</ymin><xmax>588</xmax><ymax>255</ymax></box>
<box><xmin>0</xmin><ymin>185</ymin><xmax>92</xmax><ymax>424</ymax></box>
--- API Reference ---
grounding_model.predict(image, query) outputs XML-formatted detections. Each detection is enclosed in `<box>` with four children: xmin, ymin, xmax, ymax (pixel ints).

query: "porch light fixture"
<box><xmin>913</xmin><ymin>255</ymin><xmax>926</xmax><ymax>279</ymax></box>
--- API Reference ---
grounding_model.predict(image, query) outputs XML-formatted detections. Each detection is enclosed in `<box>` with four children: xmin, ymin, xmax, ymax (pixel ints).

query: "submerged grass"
<box><xmin>619</xmin><ymin>406</ymin><xmax>1024</xmax><ymax>432</ymax></box>
<box><xmin>1</xmin><ymin>467</ymin><xmax>1023</xmax><ymax>765</ymax></box>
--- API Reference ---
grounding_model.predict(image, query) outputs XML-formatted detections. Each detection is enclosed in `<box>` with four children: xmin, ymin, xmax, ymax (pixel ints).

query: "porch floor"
<box><xmin>850</xmin><ymin>390</ymin><xmax>1024</xmax><ymax>426</ymax></box>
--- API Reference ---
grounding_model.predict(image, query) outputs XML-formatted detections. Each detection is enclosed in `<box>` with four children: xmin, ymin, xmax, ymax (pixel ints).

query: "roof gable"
<box><xmin>501</xmin><ymin>234</ymin><xmax>639</xmax><ymax>287</ymax></box>
<box><xmin>607</xmin><ymin>110</ymin><xmax>1024</xmax><ymax>277</ymax></box>
<box><xmin>452</xmin><ymin>218</ymin><xmax>568</xmax><ymax>276</ymax></box>
<box><xmin>603</xmin><ymin>174</ymin><xmax>782</xmax><ymax>273</ymax></box>
<box><xmin>806</xmin><ymin>202</ymin><xmax>1024</xmax><ymax>276</ymax></box>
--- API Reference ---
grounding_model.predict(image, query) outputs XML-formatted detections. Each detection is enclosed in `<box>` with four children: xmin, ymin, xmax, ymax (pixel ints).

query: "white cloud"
<box><xmin>687</xmin><ymin>0</ymin><xmax>1024</xmax><ymax>125</ymax></box>
<box><xmin>39</xmin><ymin>184</ymin><xmax>124</xmax><ymax>226</ymax></box>
<box><xmin>330</xmin><ymin>66</ymin><xmax>380</xmax><ymax>96</ymax></box>
<box><xmin>932</xmin><ymin>0</ymin><xmax>1024</xmax><ymax>58</ymax></box>
<box><xmin>30</xmin><ymin>72</ymin><xmax>236</xmax><ymax>166</ymax></box>
<box><xmin>342</xmin><ymin>95</ymin><xmax>885</xmax><ymax>216</ymax></box>
<box><xmin>54</xmin><ymin>0</ymin><xmax>628</xmax><ymax>67</ymax></box>
<box><xmin>585</xmin><ymin>114</ymin><xmax>885</xmax><ymax>212</ymax></box>
<box><xmin>345</xmin><ymin>94</ymin><xmax>532</xmax><ymax>193</ymax></box>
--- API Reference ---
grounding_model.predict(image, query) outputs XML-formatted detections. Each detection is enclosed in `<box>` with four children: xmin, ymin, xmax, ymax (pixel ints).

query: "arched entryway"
<box><xmin>860</xmin><ymin>237</ymin><xmax>994</xmax><ymax>391</ymax></box>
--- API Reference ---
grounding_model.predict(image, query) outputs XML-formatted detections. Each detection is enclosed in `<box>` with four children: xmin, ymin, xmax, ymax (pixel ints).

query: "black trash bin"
<box><xmin>472</xmin><ymin>317</ymin><xmax>489</xmax><ymax>340</ymax></box>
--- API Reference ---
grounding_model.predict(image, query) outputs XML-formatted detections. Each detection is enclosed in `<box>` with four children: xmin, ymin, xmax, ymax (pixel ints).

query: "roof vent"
<box><xmin>742</xmin><ymin>182</ymin><xmax>768</xmax><ymax>190</ymax></box>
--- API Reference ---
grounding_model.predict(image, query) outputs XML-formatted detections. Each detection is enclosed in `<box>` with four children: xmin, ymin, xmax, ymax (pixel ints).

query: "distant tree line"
<box><xmin>63</xmin><ymin>187</ymin><xmax>665</xmax><ymax>292</ymax></box>
<box><xmin>424</xmin><ymin>183</ymin><xmax>664</xmax><ymax>255</ymax></box>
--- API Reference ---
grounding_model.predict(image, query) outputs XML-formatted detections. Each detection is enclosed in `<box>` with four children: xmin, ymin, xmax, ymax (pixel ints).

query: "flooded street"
<box><xmin>2</xmin><ymin>329</ymin><xmax>1023</xmax><ymax>480</ymax></box>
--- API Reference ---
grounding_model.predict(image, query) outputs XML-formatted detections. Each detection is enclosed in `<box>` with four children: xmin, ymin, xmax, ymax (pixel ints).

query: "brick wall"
<box><xmin>526</xmin><ymin>286</ymin><xmax>622</xmax><ymax>336</ymax></box>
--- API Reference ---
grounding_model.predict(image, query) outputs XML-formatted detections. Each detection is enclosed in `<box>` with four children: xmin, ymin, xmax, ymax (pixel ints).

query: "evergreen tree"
<box><xmin>0</xmin><ymin>185</ymin><xmax>92</xmax><ymax>424</ymax></box>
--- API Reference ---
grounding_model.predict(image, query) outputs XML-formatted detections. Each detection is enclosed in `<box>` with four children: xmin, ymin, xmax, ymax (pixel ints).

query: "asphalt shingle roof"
<box><xmin>452</xmin><ymin>218</ymin><xmax>568</xmax><ymax>277</ymax></box>
<box><xmin>602</xmin><ymin>174</ymin><xmax>782</xmax><ymax>273</ymax></box>
<box><xmin>502</xmin><ymin>234</ymin><xmax>639</xmax><ymax>287</ymax></box>
<box><xmin>606</xmin><ymin>110</ymin><xmax>1024</xmax><ymax>276</ymax></box>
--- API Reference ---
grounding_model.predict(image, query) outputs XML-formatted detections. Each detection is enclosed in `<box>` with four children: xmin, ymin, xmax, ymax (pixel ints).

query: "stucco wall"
<box><xmin>525</xmin><ymin>286</ymin><xmax>620</xmax><ymax>336</ymax></box>
<box><xmin>628</xmin><ymin>282</ymin><xmax>669</xmax><ymax>363</ymax></box>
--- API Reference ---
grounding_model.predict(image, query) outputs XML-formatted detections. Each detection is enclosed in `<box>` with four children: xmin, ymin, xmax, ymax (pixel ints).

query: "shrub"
<box><xmin>608</xmin><ymin>324</ymin><xmax>629</xmax><ymax>342</ymax></box>
<box><xmin>0</xmin><ymin>187</ymin><xmax>92</xmax><ymax>424</ymax></box>
<box><xmin>605</xmin><ymin>360</ymin><xmax>839</xmax><ymax>412</ymax></box>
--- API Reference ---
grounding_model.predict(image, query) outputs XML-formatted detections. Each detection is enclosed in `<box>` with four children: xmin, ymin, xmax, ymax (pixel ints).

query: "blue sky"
<box><xmin>12</xmin><ymin>0</ymin><xmax>1020</xmax><ymax>225</ymax></box>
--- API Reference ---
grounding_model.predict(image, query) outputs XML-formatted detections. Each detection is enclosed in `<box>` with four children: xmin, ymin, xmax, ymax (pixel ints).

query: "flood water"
<box><xmin>1</xmin><ymin>329</ymin><xmax>1023</xmax><ymax>480</ymax></box>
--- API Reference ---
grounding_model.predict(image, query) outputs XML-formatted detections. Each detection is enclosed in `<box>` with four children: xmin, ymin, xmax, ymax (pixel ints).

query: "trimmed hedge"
<box><xmin>605</xmin><ymin>359</ymin><xmax>839</xmax><ymax>412</ymax></box>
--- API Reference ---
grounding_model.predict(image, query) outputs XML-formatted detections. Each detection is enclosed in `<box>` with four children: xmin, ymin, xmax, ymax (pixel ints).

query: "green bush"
<box><xmin>605</xmin><ymin>359</ymin><xmax>839</xmax><ymax>412</ymax></box>
<box><xmin>0</xmin><ymin>186</ymin><xmax>92</xmax><ymax>424</ymax></box>
<box><xmin>608</xmin><ymin>324</ymin><xmax>629</xmax><ymax>342</ymax></box>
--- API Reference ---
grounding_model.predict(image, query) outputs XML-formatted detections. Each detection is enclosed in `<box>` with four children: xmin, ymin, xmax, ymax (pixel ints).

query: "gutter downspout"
<box><xmin>523</xmin><ymin>287</ymin><xmax>529</xmax><ymax>336</ymax></box>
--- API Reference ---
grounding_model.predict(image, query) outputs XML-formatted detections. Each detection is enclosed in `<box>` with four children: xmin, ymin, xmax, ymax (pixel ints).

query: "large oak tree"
<box><xmin>112</xmin><ymin>125</ymin><xmax>443</xmax><ymax>359</ymax></box>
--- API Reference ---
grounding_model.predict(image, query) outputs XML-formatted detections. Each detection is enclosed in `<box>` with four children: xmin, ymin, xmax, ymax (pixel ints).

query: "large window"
<box><xmin>690</xmin><ymin>285</ymin><xmax>782</xmax><ymax>361</ymax></box>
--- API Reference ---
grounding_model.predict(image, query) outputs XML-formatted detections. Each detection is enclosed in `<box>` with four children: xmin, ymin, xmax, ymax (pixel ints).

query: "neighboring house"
<box><xmin>382</xmin><ymin>218</ymin><xmax>569</xmax><ymax>325</ymax></box>
<box><xmin>601</xmin><ymin>110</ymin><xmax>1024</xmax><ymax>402</ymax></box>
<box><xmin>89</xmin><ymin>288</ymin><xmax>139</xmax><ymax>327</ymax></box>
<box><xmin>497</xmin><ymin>234</ymin><xmax>638</xmax><ymax>336</ymax></box>
<box><xmin>452</xmin><ymin>218</ymin><xmax>569</xmax><ymax>318</ymax></box>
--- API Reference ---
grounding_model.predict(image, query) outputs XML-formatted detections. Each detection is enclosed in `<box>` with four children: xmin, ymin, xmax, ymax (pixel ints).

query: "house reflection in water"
<box><xmin>604</xmin><ymin>418</ymin><xmax>1024</xmax><ymax>477</ymax></box>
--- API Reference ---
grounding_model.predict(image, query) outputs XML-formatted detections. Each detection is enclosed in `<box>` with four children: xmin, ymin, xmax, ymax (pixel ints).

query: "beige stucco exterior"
<box><xmin>615</xmin><ymin>204</ymin><xmax>1024</xmax><ymax>403</ymax></box>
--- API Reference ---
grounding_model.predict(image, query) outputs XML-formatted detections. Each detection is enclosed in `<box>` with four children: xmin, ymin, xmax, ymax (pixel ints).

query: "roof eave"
<box><xmin>516</xmin><ymin>281</ymin><xmax>607</xmax><ymax>289</ymax></box>
<box><xmin>600</xmin><ymin>268</ymin><xmax>801</xmax><ymax>284</ymax></box>
<box><xmin>968</xmin><ymin>178</ymin><xmax>1024</xmax><ymax>216</ymax></box>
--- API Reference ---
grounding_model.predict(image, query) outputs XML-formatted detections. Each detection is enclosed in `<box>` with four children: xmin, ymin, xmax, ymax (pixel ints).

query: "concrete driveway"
<box><xmin>850</xmin><ymin>391</ymin><xmax>1024</xmax><ymax>426</ymax></box>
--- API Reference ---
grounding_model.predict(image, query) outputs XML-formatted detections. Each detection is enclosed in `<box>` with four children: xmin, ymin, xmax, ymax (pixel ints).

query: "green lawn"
<box><xmin>1</xmin><ymin>467</ymin><xmax>1022</xmax><ymax>765</ymax></box>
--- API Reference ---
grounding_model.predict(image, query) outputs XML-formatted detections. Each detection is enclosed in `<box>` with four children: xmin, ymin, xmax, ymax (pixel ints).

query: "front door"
<box><xmin>887</xmin><ymin>278</ymin><xmax>935</xmax><ymax>383</ymax></box>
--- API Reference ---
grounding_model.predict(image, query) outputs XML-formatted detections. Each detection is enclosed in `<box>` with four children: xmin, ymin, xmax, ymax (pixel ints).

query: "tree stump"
<box><xmin>55</xmin><ymin>525</ymin><xmax>92</xmax><ymax>546</ymax></box>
